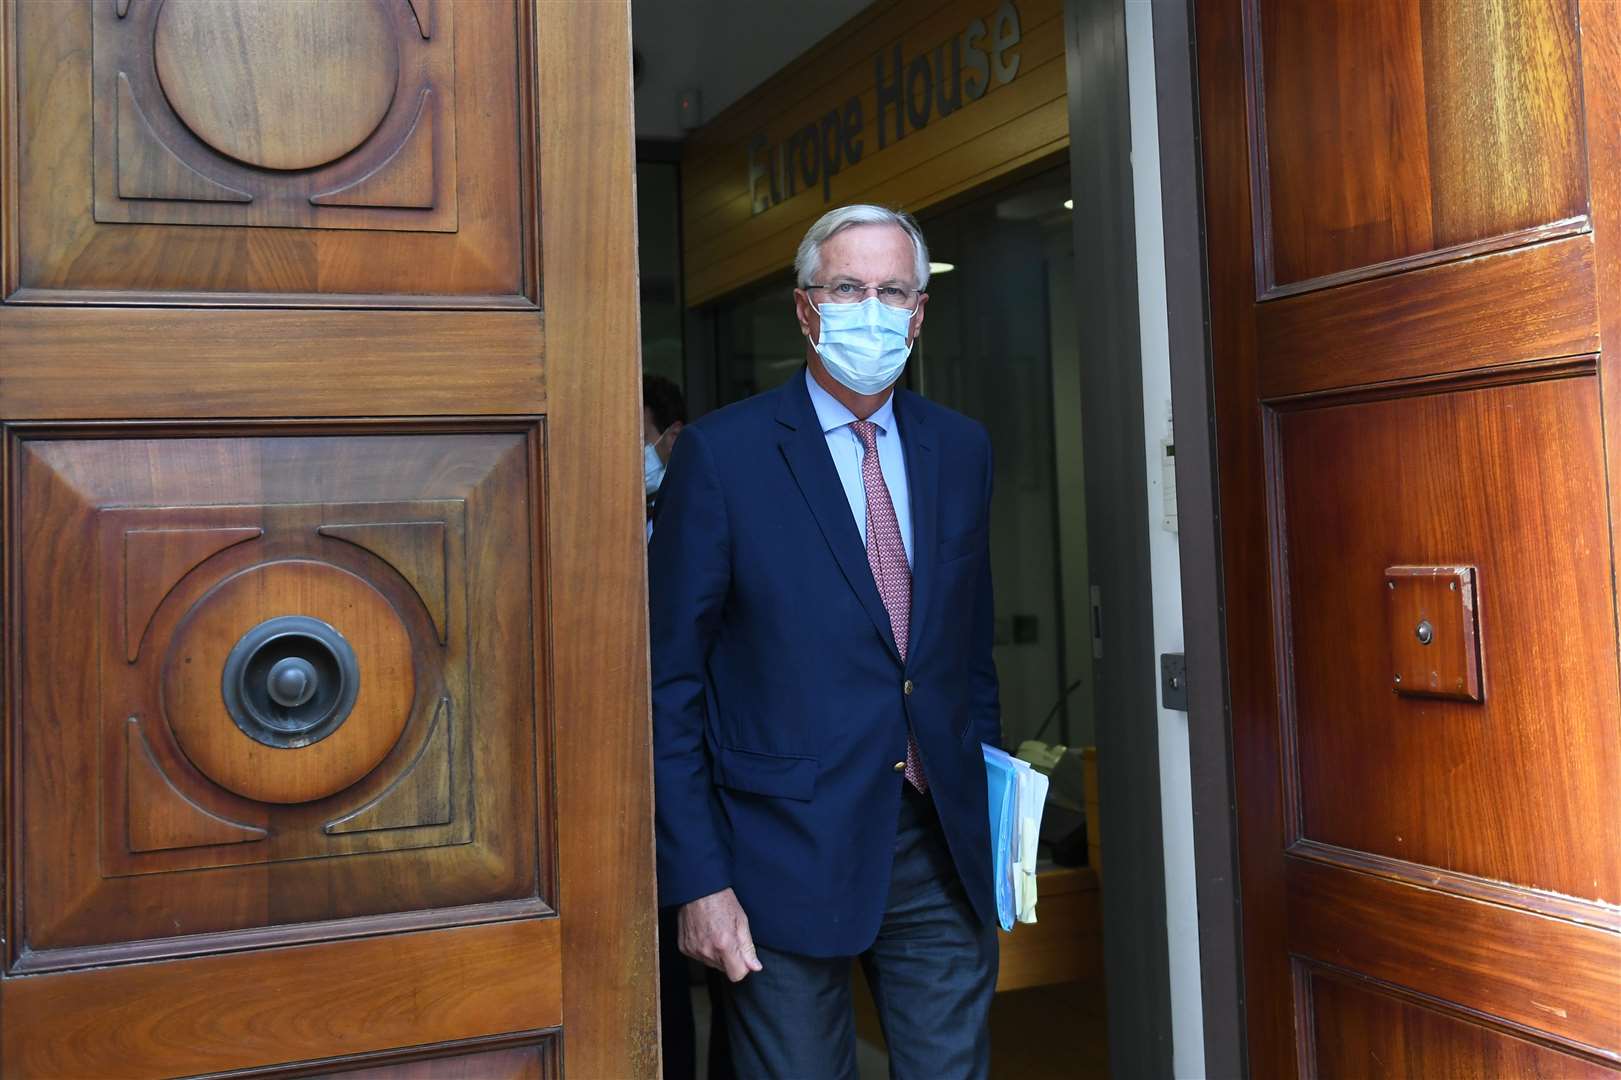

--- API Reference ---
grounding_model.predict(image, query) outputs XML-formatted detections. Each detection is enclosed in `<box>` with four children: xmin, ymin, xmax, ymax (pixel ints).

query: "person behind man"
<box><xmin>643</xmin><ymin>372</ymin><xmax>738</xmax><ymax>1080</ymax></box>
<box><xmin>649</xmin><ymin>204</ymin><xmax>1001</xmax><ymax>1078</ymax></box>
<box><xmin>643</xmin><ymin>373</ymin><xmax>686</xmax><ymax>530</ymax></box>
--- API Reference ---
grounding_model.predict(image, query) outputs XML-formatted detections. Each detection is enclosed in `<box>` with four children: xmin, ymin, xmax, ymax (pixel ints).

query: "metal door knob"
<box><xmin>267</xmin><ymin>656</ymin><xmax>318</xmax><ymax>707</ymax></box>
<box><xmin>222</xmin><ymin>615</ymin><xmax>360</xmax><ymax>749</ymax></box>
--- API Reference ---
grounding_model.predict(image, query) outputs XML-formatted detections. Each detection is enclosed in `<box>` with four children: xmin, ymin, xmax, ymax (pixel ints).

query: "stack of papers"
<box><xmin>982</xmin><ymin>744</ymin><xmax>1051</xmax><ymax>931</ymax></box>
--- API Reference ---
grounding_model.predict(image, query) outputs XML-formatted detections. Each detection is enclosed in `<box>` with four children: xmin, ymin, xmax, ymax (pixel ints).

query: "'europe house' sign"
<box><xmin>747</xmin><ymin>1</ymin><xmax>1025</xmax><ymax>213</ymax></box>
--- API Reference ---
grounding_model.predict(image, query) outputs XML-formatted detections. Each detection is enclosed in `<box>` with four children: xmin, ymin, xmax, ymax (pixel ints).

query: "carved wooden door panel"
<box><xmin>0</xmin><ymin>1</ymin><xmax>655</xmax><ymax>1077</ymax></box>
<box><xmin>1198</xmin><ymin>0</ymin><xmax>1621</xmax><ymax>1074</ymax></box>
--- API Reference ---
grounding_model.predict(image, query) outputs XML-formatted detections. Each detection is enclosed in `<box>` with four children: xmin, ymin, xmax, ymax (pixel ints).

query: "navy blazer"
<box><xmin>649</xmin><ymin>368</ymin><xmax>1001</xmax><ymax>957</ymax></box>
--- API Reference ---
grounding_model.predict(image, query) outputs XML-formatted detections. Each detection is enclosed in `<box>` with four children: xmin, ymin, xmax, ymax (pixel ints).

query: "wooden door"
<box><xmin>0</xmin><ymin>1</ymin><xmax>655</xmax><ymax>1076</ymax></box>
<box><xmin>1198</xmin><ymin>0</ymin><xmax>1621</xmax><ymax>1074</ymax></box>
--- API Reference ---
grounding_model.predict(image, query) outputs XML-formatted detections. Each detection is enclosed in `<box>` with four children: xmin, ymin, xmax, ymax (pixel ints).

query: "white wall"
<box><xmin>1123</xmin><ymin>1</ymin><xmax>1206</xmax><ymax>1075</ymax></box>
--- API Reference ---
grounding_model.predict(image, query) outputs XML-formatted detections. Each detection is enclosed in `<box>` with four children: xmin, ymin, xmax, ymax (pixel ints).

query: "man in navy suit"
<box><xmin>650</xmin><ymin>205</ymin><xmax>1000</xmax><ymax>1078</ymax></box>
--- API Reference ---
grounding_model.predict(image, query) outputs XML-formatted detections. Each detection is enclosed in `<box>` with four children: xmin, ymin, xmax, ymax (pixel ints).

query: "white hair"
<box><xmin>793</xmin><ymin>205</ymin><xmax>931</xmax><ymax>291</ymax></box>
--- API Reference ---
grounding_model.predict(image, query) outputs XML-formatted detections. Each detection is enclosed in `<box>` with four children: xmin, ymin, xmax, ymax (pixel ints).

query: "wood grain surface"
<box><xmin>1288</xmin><ymin>857</ymin><xmax>1621</xmax><ymax>1058</ymax></box>
<box><xmin>16</xmin><ymin>432</ymin><xmax>537</xmax><ymax>961</ymax></box>
<box><xmin>319</xmin><ymin>521</ymin><xmax>451</xmax><ymax>643</ymax></box>
<box><xmin>0</xmin><ymin>0</ymin><xmax>17</xmax><ymax>298</ymax></box>
<box><xmin>153</xmin><ymin>0</ymin><xmax>401</xmax><ymax>172</ymax></box>
<box><xmin>329</xmin><ymin>1043</ymin><xmax>551</xmax><ymax>1080</ymax></box>
<box><xmin>1256</xmin><ymin>235</ymin><xmax>1598</xmax><ymax>399</ymax></box>
<box><xmin>162</xmin><ymin>560</ymin><xmax>415</xmax><ymax>805</ymax></box>
<box><xmin>1253</xmin><ymin>0</ymin><xmax>1587</xmax><ymax>293</ymax></box>
<box><xmin>3</xmin><ymin>0</ymin><xmax>651</xmax><ymax>1074</ymax></box>
<box><xmin>224</xmin><ymin>1033</ymin><xmax>557</xmax><ymax>1080</ymax></box>
<box><xmin>1275</xmin><ymin>375</ymin><xmax>1621</xmax><ymax>900</ymax></box>
<box><xmin>125</xmin><ymin>717</ymin><xmax>267</xmax><ymax>853</ymax></box>
<box><xmin>123</xmin><ymin>526</ymin><xmax>264</xmax><ymax>662</ymax></box>
<box><xmin>537</xmin><ymin>2</ymin><xmax>660</xmax><ymax>1077</ymax></box>
<box><xmin>1383</xmin><ymin>565</ymin><xmax>1482</xmax><ymax>703</ymax></box>
<box><xmin>14</xmin><ymin>0</ymin><xmax>524</xmax><ymax>298</ymax></box>
<box><xmin>1307</xmin><ymin>969</ymin><xmax>1615</xmax><ymax>1078</ymax></box>
<box><xmin>1193</xmin><ymin>0</ymin><xmax>1298</xmax><ymax>1070</ymax></box>
<box><xmin>1581</xmin><ymin>0</ymin><xmax>1621</xmax><ymax>893</ymax></box>
<box><xmin>324</xmin><ymin>696</ymin><xmax>453</xmax><ymax>835</ymax></box>
<box><xmin>0</xmin><ymin>918</ymin><xmax>562</xmax><ymax>1079</ymax></box>
<box><xmin>1196</xmin><ymin>0</ymin><xmax>1621</xmax><ymax>1071</ymax></box>
<box><xmin>0</xmin><ymin>307</ymin><xmax>546</xmax><ymax>418</ymax></box>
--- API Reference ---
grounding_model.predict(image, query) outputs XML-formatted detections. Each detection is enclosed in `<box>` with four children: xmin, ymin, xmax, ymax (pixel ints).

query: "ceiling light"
<box><xmin>929</xmin><ymin>261</ymin><xmax>956</xmax><ymax>274</ymax></box>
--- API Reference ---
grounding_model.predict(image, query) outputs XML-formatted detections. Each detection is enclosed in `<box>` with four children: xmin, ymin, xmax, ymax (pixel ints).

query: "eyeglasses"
<box><xmin>804</xmin><ymin>282</ymin><xmax>920</xmax><ymax>308</ymax></box>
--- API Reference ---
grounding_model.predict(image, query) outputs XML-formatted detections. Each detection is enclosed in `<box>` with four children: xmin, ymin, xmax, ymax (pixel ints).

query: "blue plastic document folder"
<box><xmin>982</xmin><ymin>744</ymin><xmax>1020</xmax><ymax>931</ymax></box>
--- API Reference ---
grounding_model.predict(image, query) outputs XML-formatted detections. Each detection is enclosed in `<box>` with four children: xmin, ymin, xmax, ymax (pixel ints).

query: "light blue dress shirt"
<box><xmin>805</xmin><ymin>368</ymin><xmax>913</xmax><ymax>567</ymax></box>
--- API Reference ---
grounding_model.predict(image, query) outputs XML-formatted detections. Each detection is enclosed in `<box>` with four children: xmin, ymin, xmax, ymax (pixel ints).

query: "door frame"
<box><xmin>1148</xmin><ymin>0</ymin><xmax>1246</xmax><ymax>1075</ymax></box>
<box><xmin>1063</xmin><ymin>0</ymin><xmax>1245</xmax><ymax>1076</ymax></box>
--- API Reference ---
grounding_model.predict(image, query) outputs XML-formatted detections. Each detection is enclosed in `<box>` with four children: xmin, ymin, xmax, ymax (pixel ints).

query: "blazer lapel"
<box><xmin>896</xmin><ymin>389</ymin><xmax>937</xmax><ymax>664</ymax></box>
<box><xmin>776</xmin><ymin>373</ymin><xmax>903</xmax><ymax>663</ymax></box>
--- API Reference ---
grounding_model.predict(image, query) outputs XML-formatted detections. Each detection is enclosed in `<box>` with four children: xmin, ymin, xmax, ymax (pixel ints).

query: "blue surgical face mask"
<box><xmin>812</xmin><ymin>297</ymin><xmax>915</xmax><ymax>396</ymax></box>
<box><xmin>643</xmin><ymin>441</ymin><xmax>666</xmax><ymax>495</ymax></box>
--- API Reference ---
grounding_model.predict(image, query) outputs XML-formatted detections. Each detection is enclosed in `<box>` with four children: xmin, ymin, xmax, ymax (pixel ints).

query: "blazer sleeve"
<box><xmin>971</xmin><ymin>426</ymin><xmax>1003</xmax><ymax>750</ymax></box>
<box><xmin>647</xmin><ymin>424</ymin><xmax>734</xmax><ymax>908</ymax></box>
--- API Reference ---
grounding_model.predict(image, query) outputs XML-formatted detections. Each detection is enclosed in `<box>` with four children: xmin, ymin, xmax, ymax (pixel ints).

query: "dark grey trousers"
<box><xmin>722</xmin><ymin>785</ymin><xmax>999</xmax><ymax>1080</ymax></box>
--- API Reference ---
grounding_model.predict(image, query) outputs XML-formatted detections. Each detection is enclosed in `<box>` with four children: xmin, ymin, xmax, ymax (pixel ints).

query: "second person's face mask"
<box><xmin>643</xmin><ymin>441</ymin><xmax>666</xmax><ymax>495</ymax></box>
<box><xmin>812</xmin><ymin>297</ymin><xmax>915</xmax><ymax>396</ymax></box>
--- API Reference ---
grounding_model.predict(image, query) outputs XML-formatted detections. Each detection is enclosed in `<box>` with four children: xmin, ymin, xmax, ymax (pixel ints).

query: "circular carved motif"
<box><xmin>154</xmin><ymin>0</ymin><xmax>400</xmax><ymax>172</ymax></box>
<box><xmin>165</xmin><ymin>560</ymin><xmax>415</xmax><ymax>805</ymax></box>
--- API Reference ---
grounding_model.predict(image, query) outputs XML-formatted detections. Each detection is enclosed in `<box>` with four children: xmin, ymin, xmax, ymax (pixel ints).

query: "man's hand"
<box><xmin>678</xmin><ymin>887</ymin><xmax>764</xmax><ymax>983</ymax></box>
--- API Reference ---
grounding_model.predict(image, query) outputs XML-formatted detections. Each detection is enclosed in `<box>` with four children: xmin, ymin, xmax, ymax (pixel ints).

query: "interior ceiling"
<box><xmin>630</xmin><ymin>0</ymin><xmax>873</xmax><ymax>140</ymax></box>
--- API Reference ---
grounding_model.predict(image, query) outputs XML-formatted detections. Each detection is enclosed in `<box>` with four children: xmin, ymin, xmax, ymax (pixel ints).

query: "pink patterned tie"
<box><xmin>851</xmin><ymin>420</ymin><xmax>927</xmax><ymax>794</ymax></box>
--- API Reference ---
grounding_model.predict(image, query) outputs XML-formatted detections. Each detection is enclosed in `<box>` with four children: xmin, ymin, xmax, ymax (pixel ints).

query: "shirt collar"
<box><xmin>804</xmin><ymin>367</ymin><xmax>897</xmax><ymax>436</ymax></box>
